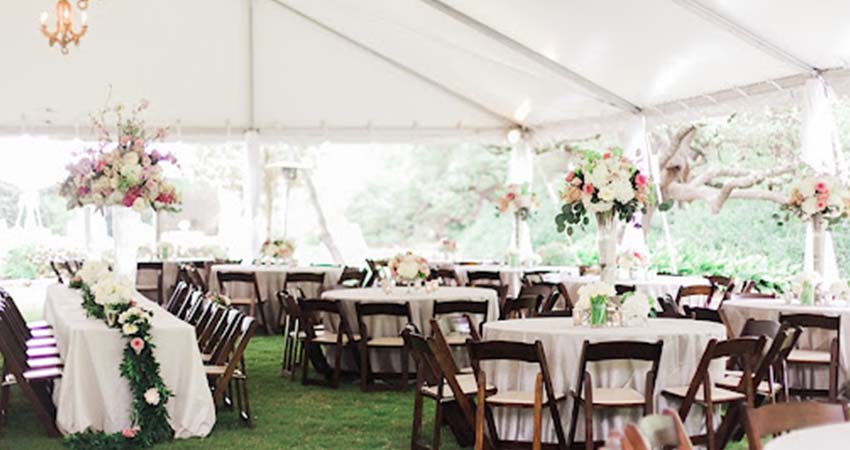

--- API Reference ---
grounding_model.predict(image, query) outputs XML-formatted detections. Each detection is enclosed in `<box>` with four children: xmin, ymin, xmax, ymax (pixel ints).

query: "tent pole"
<box><xmin>268</xmin><ymin>0</ymin><xmax>519</xmax><ymax>128</ymax></box>
<box><xmin>419</xmin><ymin>0</ymin><xmax>641</xmax><ymax>114</ymax></box>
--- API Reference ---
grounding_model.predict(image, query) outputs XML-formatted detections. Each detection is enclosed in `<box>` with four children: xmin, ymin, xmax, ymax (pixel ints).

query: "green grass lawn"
<box><xmin>0</xmin><ymin>335</ymin><xmax>749</xmax><ymax>450</ymax></box>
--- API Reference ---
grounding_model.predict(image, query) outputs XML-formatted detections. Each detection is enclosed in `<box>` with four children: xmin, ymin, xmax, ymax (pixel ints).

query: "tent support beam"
<box><xmin>419</xmin><ymin>0</ymin><xmax>641</xmax><ymax>114</ymax></box>
<box><xmin>267</xmin><ymin>0</ymin><xmax>520</xmax><ymax>128</ymax></box>
<box><xmin>671</xmin><ymin>0</ymin><xmax>819</xmax><ymax>73</ymax></box>
<box><xmin>247</xmin><ymin>0</ymin><xmax>257</xmax><ymax>129</ymax></box>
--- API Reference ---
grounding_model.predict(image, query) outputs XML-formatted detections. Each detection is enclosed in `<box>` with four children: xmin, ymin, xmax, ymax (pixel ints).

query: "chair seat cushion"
<box><xmin>444</xmin><ymin>333</ymin><xmax>472</xmax><ymax>346</ymax></box>
<box><xmin>205</xmin><ymin>365</ymin><xmax>245</xmax><ymax>379</ymax></box>
<box><xmin>136</xmin><ymin>284</ymin><xmax>160</xmax><ymax>291</ymax></box>
<box><xmin>663</xmin><ymin>385</ymin><xmax>745</xmax><ymax>403</ymax></box>
<box><xmin>421</xmin><ymin>373</ymin><xmax>496</xmax><ymax>400</ymax></box>
<box><xmin>23</xmin><ymin>366</ymin><xmax>62</xmax><ymax>380</ymax></box>
<box><xmin>576</xmin><ymin>387</ymin><xmax>645</xmax><ymax>406</ymax></box>
<box><xmin>28</xmin><ymin>356</ymin><xmax>63</xmax><ymax>368</ymax></box>
<box><xmin>716</xmin><ymin>375</ymin><xmax>781</xmax><ymax>395</ymax></box>
<box><xmin>29</xmin><ymin>328</ymin><xmax>53</xmax><ymax>338</ymax></box>
<box><xmin>26</xmin><ymin>346</ymin><xmax>59</xmax><ymax>358</ymax></box>
<box><xmin>27</xmin><ymin>320</ymin><xmax>51</xmax><ymax>330</ymax></box>
<box><xmin>230</xmin><ymin>297</ymin><xmax>256</xmax><ymax>306</ymax></box>
<box><xmin>487</xmin><ymin>389</ymin><xmax>565</xmax><ymax>407</ymax></box>
<box><xmin>26</xmin><ymin>337</ymin><xmax>58</xmax><ymax>348</ymax></box>
<box><xmin>787</xmin><ymin>349</ymin><xmax>832</xmax><ymax>364</ymax></box>
<box><xmin>366</xmin><ymin>336</ymin><xmax>405</xmax><ymax>347</ymax></box>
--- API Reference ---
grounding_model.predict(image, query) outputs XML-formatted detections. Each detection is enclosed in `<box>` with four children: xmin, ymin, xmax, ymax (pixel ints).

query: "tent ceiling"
<box><xmin>1</xmin><ymin>0</ymin><xmax>848</xmax><ymax>141</ymax></box>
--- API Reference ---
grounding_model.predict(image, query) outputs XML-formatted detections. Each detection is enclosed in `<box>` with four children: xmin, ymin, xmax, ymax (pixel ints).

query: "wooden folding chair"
<box><xmin>217</xmin><ymin>271</ymin><xmax>271</xmax><ymax>334</ymax></box>
<box><xmin>662</xmin><ymin>336</ymin><xmax>765</xmax><ymax>450</ymax></box>
<box><xmin>136</xmin><ymin>261</ymin><xmax>164</xmax><ymax>304</ymax></box>
<box><xmin>501</xmin><ymin>294</ymin><xmax>542</xmax><ymax>319</ymax></box>
<box><xmin>165</xmin><ymin>281</ymin><xmax>190</xmax><ymax>315</ymax></box>
<box><xmin>431</xmin><ymin>300</ymin><xmax>489</xmax><ymax>347</ymax></box>
<box><xmin>337</xmin><ymin>266</ymin><xmax>367</xmax><ymax>288</ymax></box>
<box><xmin>568</xmin><ymin>340</ymin><xmax>664</xmax><ymax>450</ymax></box>
<box><xmin>474</xmin><ymin>371</ymin><xmax>543</xmax><ymax>450</ymax></box>
<box><xmin>705</xmin><ymin>275</ymin><xmax>734</xmax><ymax>306</ymax></box>
<box><xmin>356</xmin><ymin>302</ymin><xmax>413</xmax><ymax>391</ymax></box>
<box><xmin>779</xmin><ymin>313</ymin><xmax>841</xmax><ymax>401</ymax></box>
<box><xmin>364</xmin><ymin>258</ymin><xmax>388</xmax><ymax>287</ymax></box>
<box><xmin>298</xmin><ymin>298</ymin><xmax>360</xmax><ymax>388</ymax></box>
<box><xmin>430</xmin><ymin>268</ymin><xmax>462</xmax><ymax>287</ymax></box>
<box><xmin>615</xmin><ymin>284</ymin><xmax>637</xmax><ymax>296</ymax></box>
<box><xmin>674</xmin><ymin>285</ymin><xmax>713</xmax><ymax>309</ymax></box>
<box><xmin>743</xmin><ymin>401</ymin><xmax>850</xmax><ymax>450</ymax></box>
<box><xmin>205</xmin><ymin>315</ymin><xmax>257</xmax><ymax>427</ymax></box>
<box><xmin>467</xmin><ymin>339</ymin><xmax>568</xmax><ymax>450</ymax></box>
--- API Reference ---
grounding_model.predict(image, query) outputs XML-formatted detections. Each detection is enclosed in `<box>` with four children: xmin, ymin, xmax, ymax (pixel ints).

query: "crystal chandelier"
<box><xmin>39</xmin><ymin>0</ymin><xmax>88</xmax><ymax>55</ymax></box>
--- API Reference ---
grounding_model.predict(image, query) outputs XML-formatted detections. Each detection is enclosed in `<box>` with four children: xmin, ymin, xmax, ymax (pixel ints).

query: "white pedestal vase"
<box><xmin>811</xmin><ymin>213</ymin><xmax>826</xmax><ymax>277</ymax></box>
<box><xmin>511</xmin><ymin>213</ymin><xmax>534</xmax><ymax>266</ymax></box>
<box><xmin>596</xmin><ymin>212</ymin><xmax>619</xmax><ymax>284</ymax></box>
<box><xmin>111</xmin><ymin>206</ymin><xmax>140</xmax><ymax>282</ymax></box>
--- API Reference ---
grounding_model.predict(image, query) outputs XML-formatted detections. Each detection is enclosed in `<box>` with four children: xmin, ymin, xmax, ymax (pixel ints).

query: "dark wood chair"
<box><xmin>521</xmin><ymin>270</ymin><xmax>553</xmax><ymax>286</ymax></box>
<box><xmin>683</xmin><ymin>305</ymin><xmax>722</xmax><ymax>323</ymax></box>
<box><xmin>718</xmin><ymin>324</ymin><xmax>801</xmax><ymax>404</ymax></box>
<box><xmin>743</xmin><ymin>401</ymin><xmax>850</xmax><ymax>450</ymax></box>
<box><xmin>475</xmin><ymin>371</ymin><xmax>544</xmax><ymax>450</ymax></box>
<box><xmin>298</xmin><ymin>298</ymin><xmax>360</xmax><ymax>388</ymax></box>
<box><xmin>431</xmin><ymin>300</ymin><xmax>489</xmax><ymax>346</ymax></box>
<box><xmin>620</xmin><ymin>409</ymin><xmax>694</xmax><ymax>450</ymax></box>
<box><xmin>365</xmin><ymin>258</ymin><xmax>388</xmax><ymax>287</ymax></box>
<box><xmin>278</xmin><ymin>272</ymin><xmax>327</xmax><ymax>339</ymax></box>
<box><xmin>217</xmin><ymin>271</ymin><xmax>271</xmax><ymax>334</ymax></box>
<box><xmin>662</xmin><ymin>336</ymin><xmax>766</xmax><ymax>450</ymax></box>
<box><xmin>705</xmin><ymin>275</ymin><xmax>734</xmax><ymax>306</ymax></box>
<box><xmin>337</xmin><ymin>266</ymin><xmax>367</xmax><ymax>288</ymax></box>
<box><xmin>277</xmin><ymin>290</ymin><xmax>303</xmax><ymax>380</ymax></box>
<box><xmin>356</xmin><ymin>302</ymin><xmax>413</xmax><ymax>391</ymax></box>
<box><xmin>205</xmin><ymin>315</ymin><xmax>257</xmax><ymax>427</ymax></box>
<box><xmin>405</xmin><ymin>330</ymin><xmax>493</xmax><ymax>450</ymax></box>
<box><xmin>466</xmin><ymin>271</ymin><xmax>502</xmax><ymax>287</ymax></box>
<box><xmin>179</xmin><ymin>263</ymin><xmax>208</xmax><ymax>292</ymax></box>
<box><xmin>196</xmin><ymin>302</ymin><xmax>227</xmax><ymax>349</ymax></box>
<box><xmin>738</xmin><ymin>318</ymin><xmax>781</xmax><ymax>339</ymax></box>
<box><xmin>430</xmin><ymin>268</ymin><xmax>462</xmax><ymax>286</ymax></box>
<box><xmin>518</xmin><ymin>284</ymin><xmax>559</xmax><ymax>312</ymax></box>
<box><xmin>779</xmin><ymin>313</ymin><xmax>841</xmax><ymax>401</ymax></box>
<box><xmin>674</xmin><ymin>285</ymin><xmax>713</xmax><ymax>309</ymax></box>
<box><xmin>136</xmin><ymin>261</ymin><xmax>164</xmax><ymax>304</ymax></box>
<box><xmin>0</xmin><ymin>314</ymin><xmax>62</xmax><ymax>437</ymax></box>
<box><xmin>731</xmin><ymin>292</ymin><xmax>777</xmax><ymax>301</ymax></box>
<box><xmin>568</xmin><ymin>340</ymin><xmax>664</xmax><ymax>450</ymax></box>
<box><xmin>501</xmin><ymin>294</ymin><xmax>543</xmax><ymax>319</ymax></box>
<box><xmin>49</xmin><ymin>261</ymin><xmax>69</xmax><ymax>284</ymax></box>
<box><xmin>165</xmin><ymin>281</ymin><xmax>190</xmax><ymax>315</ymax></box>
<box><xmin>615</xmin><ymin>284</ymin><xmax>637</xmax><ymax>296</ymax></box>
<box><xmin>467</xmin><ymin>339</ymin><xmax>568</xmax><ymax>450</ymax></box>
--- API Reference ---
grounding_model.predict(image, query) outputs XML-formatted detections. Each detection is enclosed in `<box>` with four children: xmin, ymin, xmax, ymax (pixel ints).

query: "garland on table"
<box><xmin>65</xmin><ymin>261</ymin><xmax>173</xmax><ymax>450</ymax></box>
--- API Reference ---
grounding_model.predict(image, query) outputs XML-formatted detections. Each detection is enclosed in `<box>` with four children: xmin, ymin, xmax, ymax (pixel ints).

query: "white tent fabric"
<box><xmin>3</xmin><ymin>0</ymin><xmax>850</xmax><ymax>142</ymax></box>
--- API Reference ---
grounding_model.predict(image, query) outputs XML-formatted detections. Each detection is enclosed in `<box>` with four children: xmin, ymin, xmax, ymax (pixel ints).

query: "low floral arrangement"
<box><xmin>497</xmin><ymin>183</ymin><xmax>538</xmax><ymax>221</ymax></box>
<box><xmin>60</xmin><ymin>100</ymin><xmax>181</xmax><ymax>213</ymax></box>
<box><xmin>620</xmin><ymin>291</ymin><xmax>657</xmax><ymax>324</ymax></box>
<box><xmin>555</xmin><ymin>148</ymin><xmax>653</xmax><ymax>235</ymax></box>
<box><xmin>782</xmin><ymin>175</ymin><xmax>849</xmax><ymax>221</ymax></box>
<box><xmin>260</xmin><ymin>238</ymin><xmax>296</xmax><ymax>261</ymax></box>
<box><xmin>574</xmin><ymin>282</ymin><xmax>655</xmax><ymax>326</ymax></box>
<box><xmin>388</xmin><ymin>252</ymin><xmax>430</xmax><ymax>283</ymax></box>
<box><xmin>617</xmin><ymin>251</ymin><xmax>648</xmax><ymax>270</ymax></box>
<box><xmin>827</xmin><ymin>279</ymin><xmax>850</xmax><ymax>302</ymax></box>
<box><xmin>205</xmin><ymin>291</ymin><xmax>232</xmax><ymax>307</ymax></box>
<box><xmin>66</xmin><ymin>261</ymin><xmax>173</xmax><ymax>450</ymax></box>
<box><xmin>439</xmin><ymin>238</ymin><xmax>457</xmax><ymax>255</ymax></box>
<box><xmin>574</xmin><ymin>282</ymin><xmax>616</xmax><ymax>326</ymax></box>
<box><xmin>789</xmin><ymin>271</ymin><xmax>822</xmax><ymax>305</ymax></box>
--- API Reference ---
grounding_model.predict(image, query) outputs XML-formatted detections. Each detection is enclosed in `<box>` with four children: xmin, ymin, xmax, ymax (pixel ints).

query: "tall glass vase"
<box><xmin>111</xmin><ymin>206</ymin><xmax>140</xmax><ymax>282</ymax></box>
<box><xmin>811</xmin><ymin>213</ymin><xmax>825</xmax><ymax>277</ymax></box>
<box><xmin>510</xmin><ymin>212</ymin><xmax>533</xmax><ymax>266</ymax></box>
<box><xmin>596</xmin><ymin>211</ymin><xmax>618</xmax><ymax>283</ymax></box>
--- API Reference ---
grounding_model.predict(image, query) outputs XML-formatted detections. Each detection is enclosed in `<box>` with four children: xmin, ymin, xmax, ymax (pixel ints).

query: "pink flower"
<box><xmin>122</xmin><ymin>428</ymin><xmax>137</xmax><ymax>439</ymax></box>
<box><xmin>134</xmin><ymin>138</ymin><xmax>145</xmax><ymax>149</ymax></box>
<box><xmin>815</xmin><ymin>182</ymin><xmax>828</xmax><ymax>193</ymax></box>
<box><xmin>635</xmin><ymin>173</ymin><xmax>648</xmax><ymax>187</ymax></box>
<box><xmin>506</xmin><ymin>192</ymin><xmax>516</xmax><ymax>201</ymax></box>
<box><xmin>155</xmin><ymin>192</ymin><xmax>174</xmax><ymax>204</ymax></box>
<box><xmin>602</xmin><ymin>152</ymin><xmax>612</xmax><ymax>159</ymax></box>
<box><xmin>123</xmin><ymin>187</ymin><xmax>143</xmax><ymax>207</ymax></box>
<box><xmin>565</xmin><ymin>171</ymin><xmax>575</xmax><ymax>182</ymax></box>
<box><xmin>817</xmin><ymin>200</ymin><xmax>827</xmax><ymax>210</ymax></box>
<box><xmin>77</xmin><ymin>186</ymin><xmax>90</xmax><ymax>196</ymax></box>
<box><xmin>119</xmin><ymin>136</ymin><xmax>131</xmax><ymax>146</ymax></box>
<box><xmin>130</xmin><ymin>337</ymin><xmax>145</xmax><ymax>354</ymax></box>
<box><xmin>583</xmin><ymin>184</ymin><xmax>595</xmax><ymax>195</ymax></box>
<box><xmin>95</xmin><ymin>160</ymin><xmax>106</xmax><ymax>173</ymax></box>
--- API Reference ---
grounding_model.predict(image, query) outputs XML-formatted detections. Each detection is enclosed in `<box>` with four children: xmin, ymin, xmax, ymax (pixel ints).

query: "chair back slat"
<box><xmin>744</xmin><ymin>402</ymin><xmax>850</xmax><ymax>450</ymax></box>
<box><xmin>779</xmin><ymin>313</ymin><xmax>840</xmax><ymax>331</ymax></box>
<box><xmin>467</xmin><ymin>340</ymin><xmax>541</xmax><ymax>364</ymax></box>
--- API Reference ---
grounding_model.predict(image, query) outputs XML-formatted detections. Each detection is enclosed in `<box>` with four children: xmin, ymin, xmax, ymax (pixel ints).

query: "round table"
<box><xmin>722</xmin><ymin>299</ymin><xmax>850</xmax><ymax>388</ymax></box>
<box><xmin>561</xmin><ymin>275</ymin><xmax>710</xmax><ymax>305</ymax></box>
<box><xmin>482</xmin><ymin>318</ymin><xmax>727</xmax><ymax>444</ymax></box>
<box><xmin>764</xmin><ymin>422</ymin><xmax>850</xmax><ymax>449</ymax></box>
<box><xmin>322</xmin><ymin>287</ymin><xmax>499</xmax><ymax>371</ymax></box>
<box><xmin>209</xmin><ymin>264</ymin><xmax>343</xmax><ymax>330</ymax></box>
<box><xmin>451</xmin><ymin>265</ymin><xmax>578</xmax><ymax>297</ymax></box>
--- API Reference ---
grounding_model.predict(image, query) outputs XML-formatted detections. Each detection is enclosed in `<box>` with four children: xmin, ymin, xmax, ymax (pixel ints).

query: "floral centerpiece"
<box><xmin>782</xmin><ymin>174</ymin><xmax>850</xmax><ymax>279</ymax></box>
<box><xmin>439</xmin><ymin>238</ymin><xmax>457</xmax><ymax>259</ymax></box>
<box><xmin>619</xmin><ymin>291</ymin><xmax>657</xmax><ymax>326</ymax></box>
<box><xmin>617</xmin><ymin>250</ymin><xmax>649</xmax><ymax>279</ymax></box>
<box><xmin>65</xmin><ymin>261</ymin><xmax>173</xmax><ymax>450</ymax></box>
<box><xmin>574</xmin><ymin>281</ymin><xmax>656</xmax><ymax>327</ymax></box>
<box><xmin>556</xmin><ymin>148</ymin><xmax>653</xmax><ymax>282</ymax></box>
<box><xmin>388</xmin><ymin>252</ymin><xmax>430</xmax><ymax>284</ymax></box>
<box><xmin>259</xmin><ymin>238</ymin><xmax>296</xmax><ymax>264</ymax></box>
<box><xmin>574</xmin><ymin>282</ymin><xmax>617</xmax><ymax>326</ymax></box>
<box><xmin>790</xmin><ymin>271</ymin><xmax>823</xmax><ymax>305</ymax></box>
<box><xmin>59</xmin><ymin>100</ymin><xmax>180</xmax><ymax>280</ymax></box>
<box><xmin>827</xmin><ymin>280</ymin><xmax>850</xmax><ymax>303</ymax></box>
<box><xmin>497</xmin><ymin>183</ymin><xmax>538</xmax><ymax>266</ymax></box>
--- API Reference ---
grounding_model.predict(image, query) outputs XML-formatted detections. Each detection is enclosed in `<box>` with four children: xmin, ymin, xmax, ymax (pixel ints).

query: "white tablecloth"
<box><xmin>209</xmin><ymin>264</ymin><xmax>343</xmax><ymax>329</ymax></box>
<box><xmin>561</xmin><ymin>275</ymin><xmax>710</xmax><ymax>305</ymax></box>
<box><xmin>321</xmin><ymin>287</ymin><xmax>498</xmax><ymax>371</ymax></box>
<box><xmin>43</xmin><ymin>284</ymin><xmax>215</xmax><ymax>438</ymax></box>
<box><xmin>453</xmin><ymin>265</ymin><xmax>578</xmax><ymax>297</ymax></box>
<box><xmin>764</xmin><ymin>422</ymin><xmax>850</xmax><ymax>449</ymax></box>
<box><xmin>722</xmin><ymin>299</ymin><xmax>850</xmax><ymax>389</ymax></box>
<box><xmin>483</xmin><ymin>318</ymin><xmax>727</xmax><ymax>443</ymax></box>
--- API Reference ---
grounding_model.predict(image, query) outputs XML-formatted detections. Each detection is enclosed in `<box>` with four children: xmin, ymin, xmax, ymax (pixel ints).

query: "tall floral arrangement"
<box><xmin>260</xmin><ymin>238</ymin><xmax>296</xmax><ymax>261</ymax></box>
<box><xmin>66</xmin><ymin>261</ymin><xmax>173</xmax><ymax>449</ymax></box>
<box><xmin>388</xmin><ymin>252</ymin><xmax>430</xmax><ymax>283</ymax></box>
<box><xmin>496</xmin><ymin>183</ymin><xmax>538</xmax><ymax>220</ymax></box>
<box><xmin>60</xmin><ymin>100</ymin><xmax>180</xmax><ymax>213</ymax></box>
<box><xmin>782</xmin><ymin>174</ymin><xmax>849</xmax><ymax>222</ymax></box>
<box><xmin>555</xmin><ymin>148</ymin><xmax>653</xmax><ymax>235</ymax></box>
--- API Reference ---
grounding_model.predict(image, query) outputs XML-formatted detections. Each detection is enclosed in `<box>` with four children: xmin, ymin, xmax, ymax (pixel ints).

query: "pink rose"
<box><xmin>635</xmin><ymin>173</ymin><xmax>648</xmax><ymax>187</ymax></box>
<box><xmin>602</xmin><ymin>152</ymin><xmax>612</xmax><ymax>159</ymax></box>
<box><xmin>119</xmin><ymin>136</ymin><xmax>131</xmax><ymax>146</ymax></box>
<box><xmin>134</xmin><ymin>138</ymin><xmax>145</xmax><ymax>148</ymax></box>
<box><xmin>122</xmin><ymin>428</ymin><xmax>137</xmax><ymax>439</ymax></box>
<box><xmin>565</xmin><ymin>171</ymin><xmax>575</xmax><ymax>182</ymax></box>
<box><xmin>817</xmin><ymin>200</ymin><xmax>827</xmax><ymax>210</ymax></box>
<box><xmin>130</xmin><ymin>337</ymin><xmax>145</xmax><ymax>354</ymax></box>
<box><xmin>583</xmin><ymin>184</ymin><xmax>595</xmax><ymax>195</ymax></box>
<box><xmin>155</xmin><ymin>192</ymin><xmax>174</xmax><ymax>204</ymax></box>
<box><xmin>95</xmin><ymin>160</ymin><xmax>106</xmax><ymax>173</ymax></box>
<box><xmin>815</xmin><ymin>182</ymin><xmax>828</xmax><ymax>193</ymax></box>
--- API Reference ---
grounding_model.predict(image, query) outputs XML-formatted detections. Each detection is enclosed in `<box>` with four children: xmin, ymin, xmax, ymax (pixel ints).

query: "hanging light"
<box><xmin>506</xmin><ymin>128</ymin><xmax>523</xmax><ymax>144</ymax></box>
<box><xmin>40</xmin><ymin>0</ymin><xmax>88</xmax><ymax>55</ymax></box>
<box><xmin>77</xmin><ymin>0</ymin><xmax>89</xmax><ymax>9</ymax></box>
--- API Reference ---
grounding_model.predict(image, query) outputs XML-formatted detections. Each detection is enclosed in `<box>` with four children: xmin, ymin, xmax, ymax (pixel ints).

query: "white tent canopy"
<box><xmin>3</xmin><ymin>0</ymin><xmax>850</xmax><ymax>142</ymax></box>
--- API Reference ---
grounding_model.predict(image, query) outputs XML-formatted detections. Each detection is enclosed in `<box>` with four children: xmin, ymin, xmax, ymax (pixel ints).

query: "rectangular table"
<box><xmin>43</xmin><ymin>284</ymin><xmax>216</xmax><ymax>438</ymax></box>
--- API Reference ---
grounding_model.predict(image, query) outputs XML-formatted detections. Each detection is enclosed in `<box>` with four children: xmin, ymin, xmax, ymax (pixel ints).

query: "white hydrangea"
<box><xmin>90</xmin><ymin>274</ymin><xmax>133</xmax><ymax>306</ymax></box>
<box><xmin>396</xmin><ymin>260</ymin><xmax>421</xmax><ymax>280</ymax></box>
<box><xmin>77</xmin><ymin>260</ymin><xmax>111</xmax><ymax>285</ymax></box>
<box><xmin>790</xmin><ymin>271</ymin><xmax>822</xmax><ymax>296</ymax></box>
<box><xmin>828</xmin><ymin>280</ymin><xmax>850</xmax><ymax>301</ymax></box>
<box><xmin>621</xmin><ymin>292</ymin><xmax>652</xmax><ymax>318</ymax></box>
<box><xmin>143</xmin><ymin>388</ymin><xmax>161</xmax><ymax>406</ymax></box>
<box><xmin>577</xmin><ymin>282</ymin><xmax>616</xmax><ymax>310</ymax></box>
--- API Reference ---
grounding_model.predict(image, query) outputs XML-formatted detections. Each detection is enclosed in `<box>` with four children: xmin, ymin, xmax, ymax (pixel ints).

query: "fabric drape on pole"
<box><xmin>801</xmin><ymin>77</ymin><xmax>843</xmax><ymax>280</ymax></box>
<box><xmin>620</xmin><ymin>115</ymin><xmax>651</xmax><ymax>256</ymax></box>
<box><xmin>506</xmin><ymin>142</ymin><xmax>535</xmax><ymax>264</ymax></box>
<box><xmin>240</xmin><ymin>130</ymin><xmax>264</xmax><ymax>263</ymax></box>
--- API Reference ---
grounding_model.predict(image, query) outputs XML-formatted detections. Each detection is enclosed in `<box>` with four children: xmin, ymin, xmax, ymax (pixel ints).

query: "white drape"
<box><xmin>506</xmin><ymin>143</ymin><xmax>535</xmax><ymax>264</ymax></box>
<box><xmin>620</xmin><ymin>115</ymin><xmax>651</xmax><ymax>256</ymax></box>
<box><xmin>801</xmin><ymin>77</ymin><xmax>843</xmax><ymax>280</ymax></box>
<box><xmin>240</xmin><ymin>131</ymin><xmax>264</xmax><ymax>263</ymax></box>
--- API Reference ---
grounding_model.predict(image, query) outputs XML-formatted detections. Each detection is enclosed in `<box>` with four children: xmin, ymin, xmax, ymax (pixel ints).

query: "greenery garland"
<box><xmin>66</xmin><ymin>277</ymin><xmax>174</xmax><ymax>449</ymax></box>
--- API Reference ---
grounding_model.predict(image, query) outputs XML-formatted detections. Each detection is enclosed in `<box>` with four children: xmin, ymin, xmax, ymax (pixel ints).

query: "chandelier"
<box><xmin>39</xmin><ymin>0</ymin><xmax>88</xmax><ymax>54</ymax></box>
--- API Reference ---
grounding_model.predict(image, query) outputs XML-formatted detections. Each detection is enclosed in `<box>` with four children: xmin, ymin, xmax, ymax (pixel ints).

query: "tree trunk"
<box><xmin>303</xmin><ymin>172</ymin><xmax>344</xmax><ymax>264</ymax></box>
